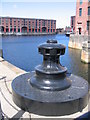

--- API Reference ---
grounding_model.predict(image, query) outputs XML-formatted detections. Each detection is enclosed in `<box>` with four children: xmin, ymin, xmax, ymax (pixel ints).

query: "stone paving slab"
<box><xmin>0</xmin><ymin>57</ymin><xmax>89</xmax><ymax>119</ymax></box>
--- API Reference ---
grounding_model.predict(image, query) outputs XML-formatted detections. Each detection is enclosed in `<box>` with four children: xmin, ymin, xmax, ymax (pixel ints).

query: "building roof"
<box><xmin>0</xmin><ymin>16</ymin><xmax>56</xmax><ymax>21</ymax></box>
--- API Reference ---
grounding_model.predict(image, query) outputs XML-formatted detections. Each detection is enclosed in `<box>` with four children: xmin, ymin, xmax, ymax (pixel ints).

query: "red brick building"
<box><xmin>75</xmin><ymin>0</ymin><xmax>90</xmax><ymax>35</ymax></box>
<box><xmin>0</xmin><ymin>17</ymin><xmax>56</xmax><ymax>34</ymax></box>
<box><xmin>71</xmin><ymin>16</ymin><xmax>76</xmax><ymax>33</ymax></box>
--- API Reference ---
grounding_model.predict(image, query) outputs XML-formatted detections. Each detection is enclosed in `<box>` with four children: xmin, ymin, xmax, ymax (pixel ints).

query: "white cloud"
<box><xmin>13</xmin><ymin>4</ymin><xmax>17</xmax><ymax>8</ymax></box>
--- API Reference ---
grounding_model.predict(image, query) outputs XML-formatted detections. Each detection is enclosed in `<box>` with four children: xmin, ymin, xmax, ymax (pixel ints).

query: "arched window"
<box><xmin>88</xmin><ymin>7</ymin><xmax>90</xmax><ymax>15</ymax></box>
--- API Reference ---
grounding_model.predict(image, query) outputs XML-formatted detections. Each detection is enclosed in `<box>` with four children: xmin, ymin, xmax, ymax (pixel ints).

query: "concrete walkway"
<box><xmin>0</xmin><ymin>57</ymin><xmax>89</xmax><ymax>119</ymax></box>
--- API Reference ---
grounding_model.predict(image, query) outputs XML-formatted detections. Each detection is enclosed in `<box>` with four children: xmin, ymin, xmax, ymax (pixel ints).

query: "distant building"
<box><xmin>0</xmin><ymin>17</ymin><xmax>56</xmax><ymax>34</ymax></box>
<box><xmin>75</xmin><ymin>0</ymin><xmax>90</xmax><ymax>35</ymax></box>
<box><xmin>65</xmin><ymin>26</ymin><xmax>72</xmax><ymax>33</ymax></box>
<box><xmin>71</xmin><ymin>16</ymin><xmax>76</xmax><ymax>33</ymax></box>
<box><xmin>56</xmin><ymin>28</ymin><xmax>65</xmax><ymax>34</ymax></box>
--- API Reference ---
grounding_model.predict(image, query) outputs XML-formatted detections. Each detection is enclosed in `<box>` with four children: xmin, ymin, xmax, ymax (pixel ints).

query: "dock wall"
<box><xmin>68</xmin><ymin>35</ymin><xmax>88</xmax><ymax>49</ymax></box>
<box><xmin>1</xmin><ymin>32</ymin><xmax>57</xmax><ymax>36</ymax></box>
<box><xmin>68</xmin><ymin>35</ymin><xmax>90</xmax><ymax>63</ymax></box>
<box><xmin>81</xmin><ymin>41</ymin><xmax>90</xmax><ymax>63</ymax></box>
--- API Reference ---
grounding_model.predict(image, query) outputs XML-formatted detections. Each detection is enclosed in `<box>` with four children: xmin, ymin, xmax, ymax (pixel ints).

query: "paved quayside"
<box><xmin>0</xmin><ymin>57</ymin><xmax>90</xmax><ymax>119</ymax></box>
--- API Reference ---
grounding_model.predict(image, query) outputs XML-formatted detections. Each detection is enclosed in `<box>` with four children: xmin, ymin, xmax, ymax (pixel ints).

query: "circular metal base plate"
<box><xmin>12</xmin><ymin>72</ymin><xmax>89</xmax><ymax>116</ymax></box>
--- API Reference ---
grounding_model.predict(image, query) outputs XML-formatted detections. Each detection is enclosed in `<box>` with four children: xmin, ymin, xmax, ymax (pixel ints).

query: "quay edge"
<box><xmin>0</xmin><ymin>32</ymin><xmax>57</xmax><ymax>36</ymax></box>
<box><xmin>0</xmin><ymin>57</ymin><xmax>89</xmax><ymax>119</ymax></box>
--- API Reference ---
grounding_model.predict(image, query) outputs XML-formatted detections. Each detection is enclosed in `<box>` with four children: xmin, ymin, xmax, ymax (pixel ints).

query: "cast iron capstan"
<box><xmin>30</xmin><ymin>40</ymin><xmax>71</xmax><ymax>91</ymax></box>
<box><xmin>12</xmin><ymin>40</ymin><xmax>89</xmax><ymax>116</ymax></box>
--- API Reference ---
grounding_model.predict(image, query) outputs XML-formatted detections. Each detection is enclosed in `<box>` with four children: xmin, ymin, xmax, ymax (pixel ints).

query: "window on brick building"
<box><xmin>29</xmin><ymin>21</ymin><xmax>30</xmax><ymax>24</ymax></box>
<box><xmin>14</xmin><ymin>28</ymin><xmax>16</xmax><ymax>32</ymax></box>
<box><xmin>39</xmin><ymin>22</ymin><xmax>41</xmax><ymax>27</ymax></box>
<box><xmin>51</xmin><ymin>21</ymin><xmax>53</xmax><ymax>27</ymax></box>
<box><xmin>10</xmin><ymin>19</ymin><xmax>12</xmax><ymax>25</ymax></box>
<box><xmin>2</xmin><ymin>19</ymin><xmax>4</xmax><ymax>22</ymax></box>
<box><xmin>88</xmin><ymin>7</ymin><xmax>90</xmax><ymax>15</ymax></box>
<box><xmin>71</xmin><ymin>19</ymin><xmax>73</xmax><ymax>27</ymax></box>
<box><xmin>29</xmin><ymin>29</ymin><xmax>31</xmax><ymax>32</ymax></box>
<box><xmin>2</xmin><ymin>21</ymin><xmax>4</xmax><ymax>25</ymax></box>
<box><xmin>87</xmin><ymin>21</ymin><xmax>89</xmax><ymax>30</ymax></box>
<box><xmin>6</xmin><ymin>19</ymin><xmax>8</xmax><ymax>23</ymax></box>
<box><xmin>53</xmin><ymin>29</ymin><xmax>55</xmax><ymax>32</ymax></box>
<box><xmin>18</xmin><ymin>28</ymin><xmax>20</xmax><ymax>32</ymax></box>
<box><xmin>10</xmin><ymin>28</ymin><xmax>12</xmax><ymax>32</ymax></box>
<box><xmin>80</xmin><ymin>0</ymin><xmax>83</xmax><ymax>5</ymax></box>
<box><xmin>36</xmin><ymin>20</ymin><xmax>37</xmax><ymax>28</ymax></box>
<box><xmin>42</xmin><ymin>20</ymin><xmax>45</xmax><ymax>26</ymax></box>
<box><xmin>79</xmin><ymin>8</ymin><xmax>82</xmax><ymax>16</ymax></box>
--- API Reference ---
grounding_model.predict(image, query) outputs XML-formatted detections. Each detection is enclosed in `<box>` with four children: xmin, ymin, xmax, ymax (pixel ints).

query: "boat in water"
<box><xmin>65</xmin><ymin>32</ymin><xmax>70</xmax><ymax>37</ymax></box>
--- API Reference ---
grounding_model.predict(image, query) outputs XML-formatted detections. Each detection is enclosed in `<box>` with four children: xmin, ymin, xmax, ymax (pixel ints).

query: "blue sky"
<box><xmin>0</xmin><ymin>0</ymin><xmax>76</xmax><ymax>28</ymax></box>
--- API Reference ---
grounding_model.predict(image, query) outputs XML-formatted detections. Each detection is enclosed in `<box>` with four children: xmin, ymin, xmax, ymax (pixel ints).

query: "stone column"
<box><xmin>47</xmin><ymin>21</ymin><xmax>48</xmax><ymax>33</ymax></box>
<box><xmin>31</xmin><ymin>20</ymin><xmax>32</xmax><ymax>33</ymax></box>
<box><xmin>49</xmin><ymin>20</ymin><xmax>51</xmax><ymax>33</ymax></box>
<box><xmin>40</xmin><ymin>20</ymin><xmax>42</xmax><ymax>33</ymax></box>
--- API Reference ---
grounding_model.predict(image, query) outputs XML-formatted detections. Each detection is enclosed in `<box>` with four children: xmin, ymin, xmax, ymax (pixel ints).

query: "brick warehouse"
<box><xmin>0</xmin><ymin>17</ymin><xmax>56</xmax><ymax>34</ymax></box>
<box><xmin>75</xmin><ymin>0</ymin><xmax>90</xmax><ymax>35</ymax></box>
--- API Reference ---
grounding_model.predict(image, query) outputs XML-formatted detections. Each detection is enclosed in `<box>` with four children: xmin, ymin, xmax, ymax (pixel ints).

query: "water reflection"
<box><xmin>68</xmin><ymin>48</ymin><xmax>88</xmax><ymax>81</ymax></box>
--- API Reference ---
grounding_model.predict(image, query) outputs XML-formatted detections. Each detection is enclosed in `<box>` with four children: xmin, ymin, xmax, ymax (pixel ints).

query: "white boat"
<box><xmin>65</xmin><ymin>32</ymin><xmax>70</xmax><ymax>37</ymax></box>
<box><xmin>0</xmin><ymin>32</ymin><xmax>2</xmax><ymax>35</ymax></box>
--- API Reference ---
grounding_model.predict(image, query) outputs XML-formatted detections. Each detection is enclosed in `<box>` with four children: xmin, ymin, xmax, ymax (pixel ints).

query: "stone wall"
<box><xmin>68</xmin><ymin>35</ymin><xmax>90</xmax><ymax>63</ymax></box>
<box><xmin>68</xmin><ymin>35</ymin><xmax>89</xmax><ymax>49</ymax></box>
<box><xmin>81</xmin><ymin>41</ymin><xmax>90</xmax><ymax>63</ymax></box>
